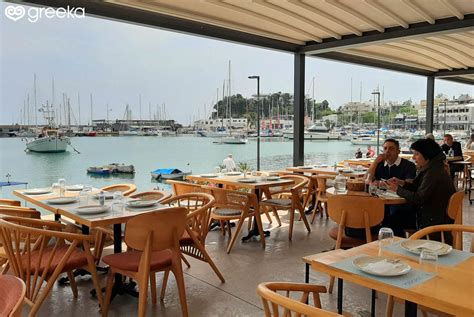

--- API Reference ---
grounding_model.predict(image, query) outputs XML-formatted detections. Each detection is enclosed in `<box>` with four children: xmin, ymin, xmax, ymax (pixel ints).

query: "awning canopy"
<box><xmin>14</xmin><ymin>0</ymin><xmax>474</xmax><ymax>84</ymax></box>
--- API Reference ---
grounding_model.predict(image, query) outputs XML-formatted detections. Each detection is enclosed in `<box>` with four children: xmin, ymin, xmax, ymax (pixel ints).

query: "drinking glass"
<box><xmin>52</xmin><ymin>183</ymin><xmax>60</xmax><ymax>196</ymax></box>
<box><xmin>79</xmin><ymin>189</ymin><xmax>89</xmax><ymax>206</ymax></box>
<box><xmin>419</xmin><ymin>249</ymin><xmax>438</xmax><ymax>272</ymax></box>
<box><xmin>369</xmin><ymin>183</ymin><xmax>378</xmax><ymax>197</ymax></box>
<box><xmin>378</xmin><ymin>227</ymin><xmax>394</xmax><ymax>256</ymax></box>
<box><xmin>58</xmin><ymin>178</ymin><xmax>66</xmax><ymax>197</ymax></box>
<box><xmin>112</xmin><ymin>191</ymin><xmax>124</xmax><ymax>212</ymax></box>
<box><xmin>251</xmin><ymin>171</ymin><xmax>257</xmax><ymax>177</ymax></box>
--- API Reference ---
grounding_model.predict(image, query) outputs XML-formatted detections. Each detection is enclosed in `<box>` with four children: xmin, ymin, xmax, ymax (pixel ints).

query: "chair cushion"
<box><xmin>102</xmin><ymin>249</ymin><xmax>172</xmax><ymax>272</ymax></box>
<box><xmin>0</xmin><ymin>275</ymin><xmax>24</xmax><ymax>317</ymax></box>
<box><xmin>21</xmin><ymin>245</ymin><xmax>88</xmax><ymax>275</ymax></box>
<box><xmin>328</xmin><ymin>226</ymin><xmax>373</xmax><ymax>249</ymax></box>
<box><xmin>179</xmin><ymin>230</ymin><xmax>199</xmax><ymax>246</ymax></box>
<box><xmin>262</xmin><ymin>198</ymin><xmax>291</xmax><ymax>207</ymax></box>
<box><xmin>213</xmin><ymin>208</ymin><xmax>242</xmax><ymax>216</ymax></box>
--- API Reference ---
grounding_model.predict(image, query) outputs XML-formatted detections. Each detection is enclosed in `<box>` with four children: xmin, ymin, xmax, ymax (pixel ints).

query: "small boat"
<box><xmin>26</xmin><ymin>130</ymin><xmax>70</xmax><ymax>153</ymax></box>
<box><xmin>108</xmin><ymin>163</ymin><xmax>135</xmax><ymax>174</ymax></box>
<box><xmin>87</xmin><ymin>167</ymin><xmax>113</xmax><ymax>175</ymax></box>
<box><xmin>151</xmin><ymin>168</ymin><xmax>191</xmax><ymax>181</ymax></box>
<box><xmin>214</xmin><ymin>135</ymin><xmax>248</xmax><ymax>144</ymax></box>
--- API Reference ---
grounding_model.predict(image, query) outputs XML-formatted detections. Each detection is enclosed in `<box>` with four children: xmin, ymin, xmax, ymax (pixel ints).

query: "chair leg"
<box><xmin>181</xmin><ymin>253</ymin><xmax>191</xmax><ymax>268</ymax></box>
<box><xmin>311</xmin><ymin>200</ymin><xmax>320</xmax><ymax>224</ymax></box>
<box><xmin>262</xmin><ymin>208</ymin><xmax>273</xmax><ymax>224</ymax></box>
<box><xmin>299</xmin><ymin>208</ymin><xmax>311</xmax><ymax>233</ymax></box>
<box><xmin>137</xmin><ymin>275</ymin><xmax>149</xmax><ymax>317</ymax></box>
<box><xmin>271</xmin><ymin>207</ymin><xmax>282</xmax><ymax>227</ymax></box>
<box><xmin>328</xmin><ymin>276</ymin><xmax>335</xmax><ymax>294</ymax></box>
<box><xmin>191</xmin><ymin>241</ymin><xmax>225</xmax><ymax>283</ymax></box>
<box><xmin>288</xmin><ymin>209</ymin><xmax>295</xmax><ymax>241</ymax></box>
<box><xmin>226</xmin><ymin>221</ymin><xmax>232</xmax><ymax>239</ymax></box>
<box><xmin>102</xmin><ymin>270</ymin><xmax>115</xmax><ymax>317</ymax></box>
<box><xmin>171</xmin><ymin>260</ymin><xmax>189</xmax><ymax>317</ymax></box>
<box><xmin>254</xmin><ymin>210</ymin><xmax>266</xmax><ymax>249</ymax></box>
<box><xmin>150</xmin><ymin>272</ymin><xmax>157</xmax><ymax>305</ymax></box>
<box><xmin>220</xmin><ymin>221</ymin><xmax>226</xmax><ymax>235</ymax></box>
<box><xmin>385</xmin><ymin>295</ymin><xmax>394</xmax><ymax>317</ymax></box>
<box><xmin>227</xmin><ymin>219</ymin><xmax>244</xmax><ymax>253</ymax></box>
<box><xmin>67</xmin><ymin>271</ymin><xmax>78</xmax><ymax>297</ymax></box>
<box><xmin>247</xmin><ymin>215</ymin><xmax>253</xmax><ymax>231</ymax></box>
<box><xmin>160</xmin><ymin>270</ymin><xmax>170</xmax><ymax>301</ymax></box>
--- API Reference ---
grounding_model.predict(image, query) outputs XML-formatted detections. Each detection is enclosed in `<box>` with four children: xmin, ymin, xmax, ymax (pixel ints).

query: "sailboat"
<box><xmin>25</xmin><ymin>102</ymin><xmax>71</xmax><ymax>153</ymax></box>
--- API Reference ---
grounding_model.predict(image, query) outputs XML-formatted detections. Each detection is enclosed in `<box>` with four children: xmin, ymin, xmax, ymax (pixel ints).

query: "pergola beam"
<box><xmin>434</xmin><ymin>68</ymin><xmax>474</xmax><ymax>78</ymax></box>
<box><xmin>301</xmin><ymin>15</ymin><xmax>474</xmax><ymax>55</ymax></box>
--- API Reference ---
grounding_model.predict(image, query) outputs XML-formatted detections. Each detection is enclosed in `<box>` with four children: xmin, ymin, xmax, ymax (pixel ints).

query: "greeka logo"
<box><xmin>4</xmin><ymin>5</ymin><xmax>85</xmax><ymax>23</ymax></box>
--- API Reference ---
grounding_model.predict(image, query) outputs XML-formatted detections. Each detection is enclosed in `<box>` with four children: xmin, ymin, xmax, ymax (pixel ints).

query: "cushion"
<box><xmin>328</xmin><ymin>226</ymin><xmax>376</xmax><ymax>249</ymax></box>
<box><xmin>21</xmin><ymin>245</ymin><xmax>87</xmax><ymax>275</ymax></box>
<box><xmin>0</xmin><ymin>275</ymin><xmax>24</xmax><ymax>317</ymax></box>
<box><xmin>261</xmin><ymin>198</ymin><xmax>291</xmax><ymax>207</ymax></box>
<box><xmin>179</xmin><ymin>230</ymin><xmax>199</xmax><ymax>246</ymax></box>
<box><xmin>103</xmin><ymin>249</ymin><xmax>172</xmax><ymax>272</ymax></box>
<box><xmin>213</xmin><ymin>208</ymin><xmax>242</xmax><ymax>216</ymax></box>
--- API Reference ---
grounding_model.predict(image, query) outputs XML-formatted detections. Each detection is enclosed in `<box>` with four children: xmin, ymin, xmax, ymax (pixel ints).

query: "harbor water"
<box><xmin>0</xmin><ymin>136</ymin><xmax>361</xmax><ymax>199</ymax></box>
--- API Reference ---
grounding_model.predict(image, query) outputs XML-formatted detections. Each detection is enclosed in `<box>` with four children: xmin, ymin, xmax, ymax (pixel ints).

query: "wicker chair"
<box><xmin>0</xmin><ymin>216</ymin><xmax>103</xmax><ymax>316</ymax></box>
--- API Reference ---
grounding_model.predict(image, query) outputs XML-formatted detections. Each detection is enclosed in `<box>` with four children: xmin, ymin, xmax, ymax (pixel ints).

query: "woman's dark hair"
<box><xmin>410</xmin><ymin>138</ymin><xmax>442</xmax><ymax>160</ymax></box>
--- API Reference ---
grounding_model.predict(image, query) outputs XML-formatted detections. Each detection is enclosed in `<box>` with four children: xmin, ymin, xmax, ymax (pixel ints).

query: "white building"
<box><xmin>322</xmin><ymin>114</ymin><xmax>338</xmax><ymax>125</ymax></box>
<box><xmin>340</xmin><ymin>101</ymin><xmax>375</xmax><ymax>114</ymax></box>
<box><xmin>437</xmin><ymin>102</ymin><xmax>474</xmax><ymax>131</ymax></box>
<box><xmin>194</xmin><ymin>118</ymin><xmax>247</xmax><ymax>130</ymax></box>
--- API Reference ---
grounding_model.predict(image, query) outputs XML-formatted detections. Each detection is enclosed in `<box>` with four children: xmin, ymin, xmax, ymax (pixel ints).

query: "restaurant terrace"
<box><xmin>1</xmin><ymin>1</ymin><xmax>474</xmax><ymax>317</ymax></box>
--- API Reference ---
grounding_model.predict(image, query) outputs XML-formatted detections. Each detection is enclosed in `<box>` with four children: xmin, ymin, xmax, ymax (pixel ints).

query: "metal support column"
<box><xmin>293</xmin><ymin>53</ymin><xmax>305</xmax><ymax>166</ymax></box>
<box><xmin>426</xmin><ymin>76</ymin><xmax>435</xmax><ymax>133</ymax></box>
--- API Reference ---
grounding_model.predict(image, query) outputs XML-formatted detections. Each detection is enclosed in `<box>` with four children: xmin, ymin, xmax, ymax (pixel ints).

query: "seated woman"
<box><xmin>387</xmin><ymin>138</ymin><xmax>456</xmax><ymax>241</ymax></box>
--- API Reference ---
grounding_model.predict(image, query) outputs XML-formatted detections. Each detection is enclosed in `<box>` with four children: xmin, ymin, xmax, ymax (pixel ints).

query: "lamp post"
<box><xmin>248</xmin><ymin>76</ymin><xmax>260</xmax><ymax>170</ymax></box>
<box><xmin>443</xmin><ymin>101</ymin><xmax>447</xmax><ymax>136</ymax></box>
<box><xmin>372</xmin><ymin>89</ymin><xmax>381</xmax><ymax>155</ymax></box>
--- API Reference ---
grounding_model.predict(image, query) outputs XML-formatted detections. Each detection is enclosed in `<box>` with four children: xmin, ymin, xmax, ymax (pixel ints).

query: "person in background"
<box><xmin>425</xmin><ymin>133</ymin><xmax>435</xmax><ymax>140</ymax></box>
<box><xmin>387</xmin><ymin>138</ymin><xmax>456</xmax><ymax>241</ymax></box>
<box><xmin>355</xmin><ymin>148</ymin><xmax>362</xmax><ymax>159</ymax></box>
<box><xmin>466</xmin><ymin>134</ymin><xmax>474</xmax><ymax>150</ymax></box>
<box><xmin>222</xmin><ymin>153</ymin><xmax>237</xmax><ymax>171</ymax></box>
<box><xmin>441</xmin><ymin>134</ymin><xmax>463</xmax><ymax>178</ymax></box>
<box><xmin>366</xmin><ymin>145</ymin><xmax>375</xmax><ymax>158</ymax></box>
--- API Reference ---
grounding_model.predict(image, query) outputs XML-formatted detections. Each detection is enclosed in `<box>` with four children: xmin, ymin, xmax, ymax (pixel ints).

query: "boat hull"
<box><xmin>26</xmin><ymin>136</ymin><xmax>69</xmax><ymax>153</ymax></box>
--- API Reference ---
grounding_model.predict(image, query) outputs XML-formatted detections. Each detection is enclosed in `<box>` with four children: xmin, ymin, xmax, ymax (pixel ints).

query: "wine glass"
<box><xmin>112</xmin><ymin>191</ymin><xmax>124</xmax><ymax>212</ymax></box>
<box><xmin>79</xmin><ymin>189</ymin><xmax>89</xmax><ymax>206</ymax></box>
<box><xmin>419</xmin><ymin>249</ymin><xmax>438</xmax><ymax>272</ymax></box>
<box><xmin>378</xmin><ymin>227</ymin><xmax>394</xmax><ymax>256</ymax></box>
<box><xmin>52</xmin><ymin>183</ymin><xmax>60</xmax><ymax>196</ymax></box>
<box><xmin>58</xmin><ymin>178</ymin><xmax>66</xmax><ymax>197</ymax></box>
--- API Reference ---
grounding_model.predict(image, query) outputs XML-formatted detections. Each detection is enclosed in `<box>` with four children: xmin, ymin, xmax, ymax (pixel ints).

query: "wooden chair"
<box><xmin>260</xmin><ymin>175</ymin><xmax>310</xmax><ymax>241</ymax></box>
<box><xmin>0</xmin><ymin>216</ymin><xmax>103</xmax><ymax>316</ymax></box>
<box><xmin>386</xmin><ymin>224</ymin><xmax>474</xmax><ymax>317</ymax></box>
<box><xmin>307</xmin><ymin>174</ymin><xmax>334</xmax><ymax>223</ymax></box>
<box><xmin>0</xmin><ymin>199</ymin><xmax>21</xmax><ymax>207</ymax></box>
<box><xmin>327</xmin><ymin>195</ymin><xmax>385</xmax><ymax>293</ymax></box>
<box><xmin>205</xmin><ymin>186</ymin><xmax>265</xmax><ymax>253</ymax></box>
<box><xmin>0</xmin><ymin>275</ymin><xmax>26</xmax><ymax>317</ymax></box>
<box><xmin>257</xmin><ymin>282</ymin><xmax>343</xmax><ymax>317</ymax></box>
<box><xmin>102</xmin><ymin>207</ymin><xmax>188</xmax><ymax>317</ymax></box>
<box><xmin>129</xmin><ymin>190</ymin><xmax>172</xmax><ymax>202</ymax></box>
<box><xmin>100</xmin><ymin>183</ymin><xmax>137</xmax><ymax>196</ymax></box>
<box><xmin>166</xmin><ymin>180</ymin><xmax>204</xmax><ymax>195</ymax></box>
<box><xmin>160</xmin><ymin>192</ymin><xmax>224</xmax><ymax>300</ymax></box>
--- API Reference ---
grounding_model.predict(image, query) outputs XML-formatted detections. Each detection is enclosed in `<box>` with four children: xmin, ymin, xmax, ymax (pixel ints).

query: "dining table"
<box><xmin>325</xmin><ymin>187</ymin><xmax>406</xmax><ymax>205</ymax></box>
<box><xmin>308</xmin><ymin>238</ymin><xmax>474</xmax><ymax>317</ymax></box>
<box><xmin>186</xmin><ymin>173</ymin><xmax>294</xmax><ymax>240</ymax></box>
<box><xmin>287</xmin><ymin>166</ymin><xmax>367</xmax><ymax>178</ymax></box>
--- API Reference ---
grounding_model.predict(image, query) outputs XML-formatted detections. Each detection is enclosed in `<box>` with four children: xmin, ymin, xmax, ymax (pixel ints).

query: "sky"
<box><xmin>1</xmin><ymin>2</ymin><xmax>472</xmax><ymax>126</ymax></box>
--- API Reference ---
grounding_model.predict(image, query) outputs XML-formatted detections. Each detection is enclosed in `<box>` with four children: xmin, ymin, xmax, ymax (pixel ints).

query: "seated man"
<box><xmin>441</xmin><ymin>134</ymin><xmax>463</xmax><ymax>179</ymax></box>
<box><xmin>347</xmin><ymin>139</ymin><xmax>417</xmax><ymax>237</ymax></box>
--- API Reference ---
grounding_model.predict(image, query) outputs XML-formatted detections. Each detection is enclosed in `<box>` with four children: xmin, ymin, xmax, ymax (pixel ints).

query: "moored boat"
<box><xmin>151</xmin><ymin>168</ymin><xmax>191</xmax><ymax>181</ymax></box>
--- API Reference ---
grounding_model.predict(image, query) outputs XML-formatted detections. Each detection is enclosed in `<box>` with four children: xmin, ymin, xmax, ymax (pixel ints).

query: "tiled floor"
<box><xmin>25</xmin><ymin>197</ymin><xmax>473</xmax><ymax>316</ymax></box>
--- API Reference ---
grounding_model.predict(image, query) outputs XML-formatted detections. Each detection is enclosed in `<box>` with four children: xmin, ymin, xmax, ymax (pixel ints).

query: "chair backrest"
<box><xmin>447</xmin><ymin>191</ymin><xmax>464</xmax><ymax>224</ymax></box>
<box><xmin>315</xmin><ymin>174</ymin><xmax>335</xmax><ymax>193</ymax></box>
<box><xmin>129</xmin><ymin>190</ymin><xmax>172</xmax><ymax>202</ymax></box>
<box><xmin>166</xmin><ymin>180</ymin><xmax>204</xmax><ymax>195</ymax></box>
<box><xmin>204</xmin><ymin>186</ymin><xmax>258</xmax><ymax>211</ymax></box>
<box><xmin>160</xmin><ymin>193</ymin><xmax>215</xmax><ymax>242</ymax></box>
<box><xmin>410</xmin><ymin>224</ymin><xmax>474</xmax><ymax>252</ymax></box>
<box><xmin>0</xmin><ymin>275</ymin><xmax>25</xmax><ymax>317</ymax></box>
<box><xmin>0</xmin><ymin>216</ymin><xmax>92</xmax><ymax>305</ymax></box>
<box><xmin>327</xmin><ymin>195</ymin><xmax>385</xmax><ymax>244</ymax></box>
<box><xmin>257</xmin><ymin>282</ymin><xmax>342</xmax><ymax>317</ymax></box>
<box><xmin>124</xmin><ymin>207</ymin><xmax>187</xmax><ymax>252</ymax></box>
<box><xmin>101</xmin><ymin>183</ymin><xmax>137</xmax><ymax>196</ymax></box>
<box><xmin>0</xmin><ymin>199</ymin><xmax>21</xmax><ymax>207</ymax></box>
<box><xmin>0</xmin><ymin>206</ymin><xmax>41</xmax><ymax>219</ymax></box>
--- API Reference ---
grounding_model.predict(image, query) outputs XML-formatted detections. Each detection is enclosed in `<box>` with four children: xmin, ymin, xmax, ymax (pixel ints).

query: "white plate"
<box><xmin>265</xmin><ymin>176</ymin><xmax>280</xmax><ymax>181</ymax></box>
<box><xmin>353</xmin><ymin>256</ymin><xmax>411</xmax><ymax>277</ymax></box>
<box><xmin>46</xmin><ymin>197</ymin><xmax>78</xmax><ymax>205</ymax></box>
<box><xmin>341</xmin><ymin>169</ymin><xmax>353</xmax><ymax>173</ymax></box>
<box><xmin>126</xmin><ymin>200</ymin><xmax>158</xmax><ymax>208</ymax></box>
<box><xmin>24</xmin><ymin>188</ymin><xmax>52</xmax><ymax>195</ymax></box>
<box><xmin>66</xmin><ymin>185</ymin><xmax>84</xmax><ymax>191</ymax></box>
<box><xmin>400</xmin><ymin>240</ymin><xmax>452</xmax><ymax>255</ymax></box>
<box><xmin>75</xmin><ymin>205</ymin><xmax>110</xmax><ymax>215</ymax></box>
<box><xmin>225</xmin><ymin>172</ymin><xmax>242</xmax><ymax>176</ymax></box>
<box><xmin>200</xmin><ymin>174</ymin><xmax>218</xmax><ymax>178</ymax></box>
<box><xmin>237</xmin><ymin>178</ymin><xmax>257</xmax><ymax>183</ymax></box>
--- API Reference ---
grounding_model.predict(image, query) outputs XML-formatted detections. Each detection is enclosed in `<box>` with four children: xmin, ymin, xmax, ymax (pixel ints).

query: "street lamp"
<box><xmin>372</xmin><ymin>89</ymin><xmax>381</xmax><ymax>155</ymax></box>
<box><xmin>443</xmin><ymin>101</ymin><xmax>447</xmax><ymax>136</ymax></box>
<box><xmin>248</xmin><ymin>75</ymin><xmax>260</xmax><ymax>170</ymax></box>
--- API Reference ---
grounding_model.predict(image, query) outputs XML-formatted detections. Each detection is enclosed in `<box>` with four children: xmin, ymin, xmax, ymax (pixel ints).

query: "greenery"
<box><xmin>237</xmin><ymin>162</ymin><xmax>252</xmax><ymax>173</ymax></box>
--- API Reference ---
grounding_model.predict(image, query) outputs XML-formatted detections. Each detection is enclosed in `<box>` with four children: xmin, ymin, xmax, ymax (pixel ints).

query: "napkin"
<box><xmin>364</xmin><ymin>259</ymin><xmax>397</xmax><ymax>274</ymax></box>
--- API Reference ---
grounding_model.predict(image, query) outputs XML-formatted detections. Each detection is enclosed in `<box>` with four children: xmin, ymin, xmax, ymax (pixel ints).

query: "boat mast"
<box><xmin>34</xmin><ymin>73</ymin><xmax>38</xmax><ymax>129</ymax></box>
<box><xmin>216</xmin><ymin>87</ymin><xmax>219</xmax><ymax>120</ymax></box>
<box><xmin>222</xmin><ymin>80</ymin><xmax>225</xmax><ymax>130</ymax></box>
<box><xmin>228</xmin><ymin>60</ymin><xmax>231</xmax><ymax>133</ymax></box>
<box><xmin>90</xmin><ymin>93</ymin><xmax>93</xmax><ymax>127</ymax></box>
<box><xmin>312</xmin><ymin>76</ymin><xmax>315</xmax><ymax>123</ymax></box>
<box><xmin>78</xmin><ymin>93</ymin><xmax>81</xmax><ymax>127</ymax></box>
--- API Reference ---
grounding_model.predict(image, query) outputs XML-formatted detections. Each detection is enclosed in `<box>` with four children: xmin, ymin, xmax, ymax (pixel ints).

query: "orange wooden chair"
<box><xmin>0</xmin><ymin>199</ymin><xmax>22</xmax><ymax>207</ymax></box>
<box><xmin>129</xmin><ymin>190</ymin><xmax>172</xmax><ymax>202</ymax></box>
<box><xmin>100</xmin><ymin>183</ymin><xmax>137</xmax><ymax>196</ymax></box>
<box><xmin>101</xmin><ymin>208</ymin><xmax>188</xmax><ymax>317</ymax></box>
<box><xmin>0</xmin><ymin>275</ymin><xmax>26</xmax><ymax>317</ymax></box>
<box><xmin>166</xmin><ymin>180</ymin><xmax>204</xmax><ymax>195</ymax></box>
<box><xmin>0</xmin><ymin>216</ymin><xmax>103</xmax><ymax>316</ymax></box>
<box><xmin>257</xmin><ymin>282</ymin><xmax>343</xmax><ymax>316</ymax></box>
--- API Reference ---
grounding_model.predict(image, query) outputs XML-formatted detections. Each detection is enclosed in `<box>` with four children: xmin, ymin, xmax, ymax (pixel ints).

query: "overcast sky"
<box><xmin>1</xmin><ymin>2</ymin><xmax>472</xmax><ymax>126</ymax></box>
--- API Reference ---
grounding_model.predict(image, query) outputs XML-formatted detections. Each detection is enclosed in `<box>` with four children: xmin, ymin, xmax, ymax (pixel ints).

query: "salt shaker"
<box><xmin>98</xmin><ymin>191</ymin><xmax>105</xmax><ymax>206</ymax></box>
